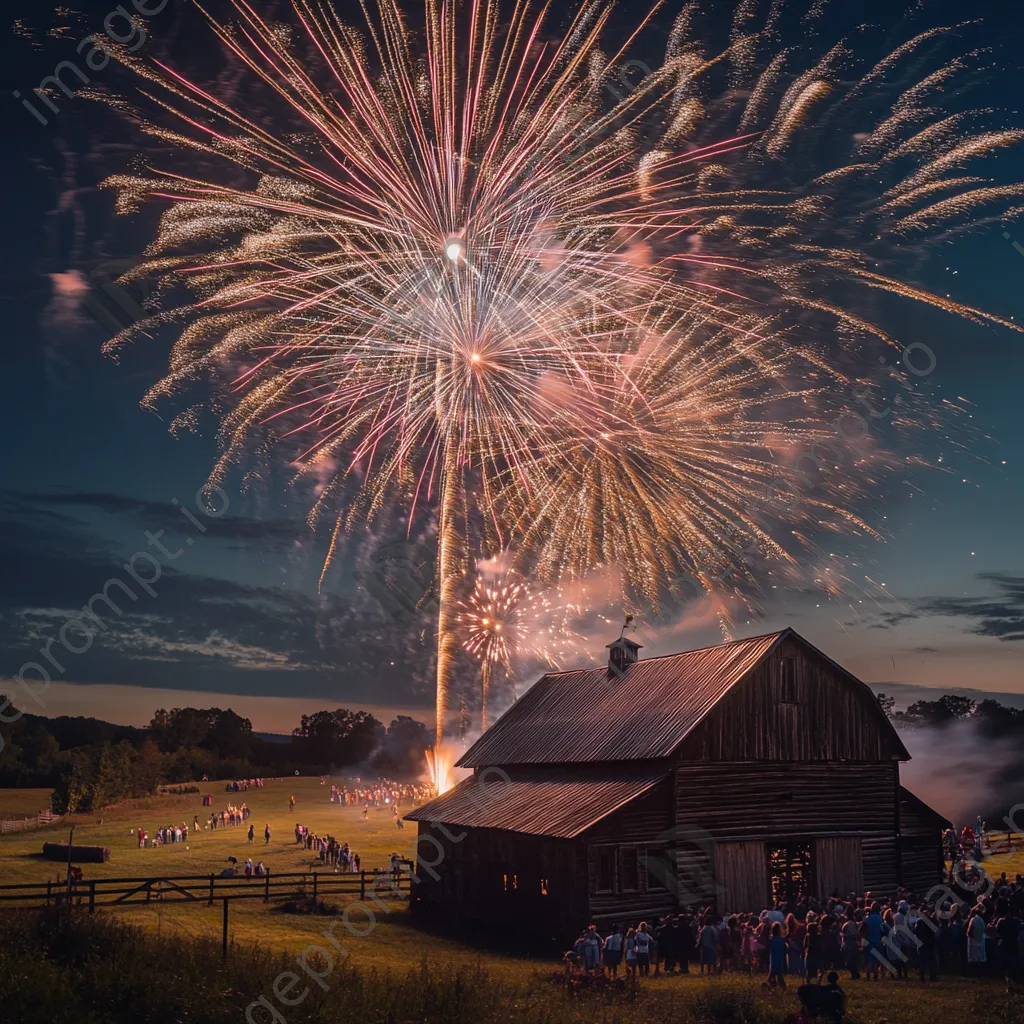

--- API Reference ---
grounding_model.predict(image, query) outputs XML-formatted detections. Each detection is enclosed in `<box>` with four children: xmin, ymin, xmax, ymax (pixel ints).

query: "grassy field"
<box><xmin>0</xmin><ymin>777</ymin><xmax>417</xmax><ymax>885</ymax></box>
<box><xmin>1</xmin><ymin>910</ymin><xmax>1022</xmax><ymax>1024</ymax></box>
<box><xmin>0</xmin><ymin>787</ymin><xmax>55</xmax><ymax>819</ymax></box>
<box><xmin>0</xmin><ymin>776</ymin><xmax>550</xmax><ymax>977</ymax></box>
<box><xmin>2</xmin><ymin>778</ymin><xmax>1023</xmax><ymax>1023</ymax></box>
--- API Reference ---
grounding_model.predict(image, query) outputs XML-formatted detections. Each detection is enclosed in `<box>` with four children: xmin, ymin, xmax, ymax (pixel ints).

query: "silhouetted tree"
<box><xmin>875</xmin><ymin>692</ymin><xmax>896</xmax><ymax>718</ymax></box>
<box><xmin>292</xmin><ymin>709</ymin><xmax>384</xmax><ymax>768</ymax></box>
<box><xmin>372</xmin><ymin>715</ymin><xmax>429</xmax><ymax>775</ymax></box>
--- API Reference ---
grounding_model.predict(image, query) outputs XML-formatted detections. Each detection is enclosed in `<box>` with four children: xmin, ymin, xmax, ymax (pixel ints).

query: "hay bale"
<box><xmin>42</xmin><ymin>842</ymin><xmax>110</xmax><ymax>864</ymax></box>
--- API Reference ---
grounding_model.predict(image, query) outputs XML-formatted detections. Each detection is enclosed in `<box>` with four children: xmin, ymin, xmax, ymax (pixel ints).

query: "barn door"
<box><xmin>815</xmin><ymin>837</ymin><xmax>863</xmax><ymax>899</ymax></box>
<box><xmin>715</xmin><ymin>841</ymin><xmax>769</xmax><ymax>912</ymax></box>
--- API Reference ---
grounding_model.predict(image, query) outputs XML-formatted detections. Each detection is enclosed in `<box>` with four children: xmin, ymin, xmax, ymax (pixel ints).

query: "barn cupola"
<box><xmin>606</xmin><ymin>616</ymin><xmax>641</xmax><ymax>677</ymax></box>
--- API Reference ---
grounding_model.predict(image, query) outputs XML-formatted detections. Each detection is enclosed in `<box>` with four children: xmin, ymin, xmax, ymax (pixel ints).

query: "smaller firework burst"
<box><xmin>458</xmin><ymin>562</ymin><xmax>590</xmax><ymax>727</ymax></box>
<box><xmin>458</xmin><ymin>569</ymin><xmax>529</xmax><ymax>729</ymax></box>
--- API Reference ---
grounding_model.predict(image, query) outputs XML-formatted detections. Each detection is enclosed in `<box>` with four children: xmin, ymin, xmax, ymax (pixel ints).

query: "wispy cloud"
<box><xmin>6</xmin><ymin>490</ymin><xmax>309</xmax><ymax>550</ymax></box>
<box><xmin>0</xmin><ymin>499</ymin><xmax>435</xmax><ymax>703</ymax></box>
<box><xmin>866</xmin><ymin>574</ymin><xmax>1024</xmax><ymax>642</ymax></box>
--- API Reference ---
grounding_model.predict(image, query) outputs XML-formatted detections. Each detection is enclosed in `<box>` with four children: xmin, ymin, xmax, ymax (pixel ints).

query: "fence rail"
<box><xmin>0</xmin><ymin>867</ymin><xmax>412</xmax><ymax>912</ymax></box>
<box><xmin>0</xmin><ymin>810</ymin><xmax>62</xmax><ymax>834</ymax></box>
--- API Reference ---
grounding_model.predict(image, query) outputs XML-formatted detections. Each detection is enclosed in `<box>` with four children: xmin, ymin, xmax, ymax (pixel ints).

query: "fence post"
<box><xmin>312</xmin><ymin>872</ymin><xmax>318</xmax><ymax>903</ymax></box>
<box><xmin>46</xmin><ymin>880</ymin><xmax>52</xmax><ymax>906</ymax></box>
<box><xmin>222</xmin><ymin>898</ymin><xmax>229</xmax><ymax>959</ymax></box>
<box><xmin>146</xmin><ymin>880</ymin><xmax>152</xmax><ymax>902</ymax></box>
<box><xmin>360</xmin><ymin>870</ymin><xmax>366</xmax><ymax>900</ymax></box>
<box><xmin>208</xmin><ymin>873</ymin><xmax>215</xmax><ymax>905</ymax></box>
<box><xmin>89</xmin><ymin>881</ymin><xmax>96</xmax><ymax>913</ymax></box>
<box><xmin>264</xmin><ymin>870</ymin><xmax>270</xmax><ymax>904</ymax></box>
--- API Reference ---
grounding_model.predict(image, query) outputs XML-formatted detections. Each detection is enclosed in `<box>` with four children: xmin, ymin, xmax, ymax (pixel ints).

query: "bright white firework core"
<box><xmin>445</xmin><ymin>240</ymin><xmax>463</xmax><ymax>262</ymax></box>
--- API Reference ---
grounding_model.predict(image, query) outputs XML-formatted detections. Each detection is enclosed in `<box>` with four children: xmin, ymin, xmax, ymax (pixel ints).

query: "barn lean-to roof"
<box><xmin>900</xmin><ymin>785</ymin><xmax>953</xmax><ymax>832</ymax></box>
<box><xmin>405</xmin><ymin>765</ymin><xmax>667</xmax><ymax>838</ymax></box>
<box><xmin>456</xmin><ymin>627</ymin><xmax>910</xmax><ymax>768</ymax></box>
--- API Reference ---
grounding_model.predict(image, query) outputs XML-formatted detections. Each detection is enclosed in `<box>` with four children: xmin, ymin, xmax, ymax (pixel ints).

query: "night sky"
<box><xmin>1</xmin><ymin>0</ymin><xmax>1022</xmax><ymax>733</ymax></box>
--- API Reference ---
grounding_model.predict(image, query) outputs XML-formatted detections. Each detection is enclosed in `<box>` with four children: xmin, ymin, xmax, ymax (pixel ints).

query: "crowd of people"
<box><xmin>293</xmin><ymin>824</ymin><xmax>363</xmax><ymax>871</ymax></box>
<box><xmin>208</xmin><ymin>802</ymin><xmax>250</xmax><ymax>828</ymax></box>
<box><xmin>945</xmin><ymin>819</ymin><xmax>987</xmax><ymax>863</ymax></box>
<box><xmin>328</xmin><ymin>781</ymin><xmax>432</xmax><ymax>807</ymax></box>
<box><xmin>135</xmin><ymin>822</ymin><xmax>193</xmax><ymax>847</ymax></box>
<box><xmin>567</xmin><ymin>875</ymin><xmax>1024</xmax><ymax>992</ymax></box>
<box><xmin>135</xmin><ymin>802</ymin><xmax>257</xmax><ymax>847</ymax></box>
<box><xmin>219</xmin><ymin>778</ymin><xmax>265</xmax><ymax>792</ymax></box>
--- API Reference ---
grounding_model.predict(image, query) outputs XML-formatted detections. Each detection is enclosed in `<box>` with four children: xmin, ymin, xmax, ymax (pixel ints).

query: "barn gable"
<box><xmin>677</xmin><ymin>633</ymin><xmax>910</xmax><ymax>762</ymax></box>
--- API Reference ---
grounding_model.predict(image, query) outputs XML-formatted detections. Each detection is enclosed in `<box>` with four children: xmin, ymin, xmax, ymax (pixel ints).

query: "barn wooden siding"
<box><xmin>678</xmin><ymin>637</ymin><xmax>905</xmax><ymax>762</ymax></box>
<box><xmin>412</xmin><ymin>822</ymin><xmax>584</xmax><ymax>932</ymax></box>
<box><xmin>716</xmin><ymin>841</ymin><xmax>771</xmax><ymax>911</ymax></box>
<box><xmin>674</xmin><ymin>762</ymin><xmax>898</xmax><ymax>840</ymax></box>
<box><xmin>583</xmin><ymin>778</ymin><xmax>675</xmax><ymax>924</ymax></box>
<box><xmin>898</xmin><ymin>787</ymin><xmax>948</xmax><ymax>892</ymax></box>
<box><xmin>815</xmin><ymin>837</ymin><xmax>865</xmax><ymax>898</ymax></box>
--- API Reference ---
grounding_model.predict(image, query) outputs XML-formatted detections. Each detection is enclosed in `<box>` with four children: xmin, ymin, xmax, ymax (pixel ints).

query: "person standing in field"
<box><xmin>841</xmin><ymin>911</ymin><xmax>861</xmax><ymax>980</ymax></box>
<box><xmin>967</xmin><ymin>905</ymin><xmax>988</xmax><ymax>974</ymax></box>
<box><xmin>993</xmin><ymin>899</ymin><xmax>1021</xmax><ymax>991</ymax></box>
<box><xmin>247</xmin><ymin>824</ymin><xmax>254</xmax><ymax>844</ymax></box>
<box><xmin>804</xmin><ymin>921</ymin><xmax>823</xmax><ymax>981</ymax></box>
<box><xmin>624</xmin><ymin>927</ymin><xmax>637</xmax><ymax>977</ymax></box>
<box><xmin>603</xmin><ymin>924</ymin><xmax>623</xmax><ymax>976</ymax></box>
<box><xmin>634</xmin><ymin>921</ymin><xmax>652</xmax><ymax>976</ymax></box>
<box><xmin>862</xmin><ymin>902</ymin><xmax>884</xmax><ymax>980</ymax></box>
<box><xmin>698</xmin><ymin>914</ymin><xmax>719</xmax><ymax>975</ymax></box>
<box><xmin>915</xmin><ymin>907</ymin><xmax>939</xmax><ymax>982</ymax></box>
<box><xmin>786</xmin><ymin>912</ymin><xmax>805</xmax><ymax>976</ymax></box>
<box><xmin>582</xmin><ymin>924</ymin><xmax>602</xmax><ymax>972</ymax></box>
<box><xmin>768</xmin><ymin>922</ymin><xmax>788</xmax><ymax>989</ymax></box>
<box><xmin>678</xmin><ymin>912</ymin><xmax>695</xmax><ymax>973</ymax></box>
<box><xmin>264</xmin><ymin>823</ymin><xmax>271</xmax><ymax>845</ymax></box>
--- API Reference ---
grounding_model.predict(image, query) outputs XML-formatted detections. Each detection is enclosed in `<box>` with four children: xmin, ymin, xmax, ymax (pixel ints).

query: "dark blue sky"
<box><xmin>1</xmin><ymin>0</ymin><xmax>1021</xmax><ymax>731</ymax></box>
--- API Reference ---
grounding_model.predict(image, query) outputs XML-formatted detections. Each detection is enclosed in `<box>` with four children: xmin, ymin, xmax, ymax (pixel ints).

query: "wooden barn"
<box><xmin>406</xmin><ymin>628</ymin><xmax>949</xmax><ymax>936</ymax></box>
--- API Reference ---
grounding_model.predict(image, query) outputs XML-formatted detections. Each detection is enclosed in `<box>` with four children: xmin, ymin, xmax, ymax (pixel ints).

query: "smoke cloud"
<box><xmin>899</xmin><ymin>720</ymin><xmax>1024</xmax><ymax>827</ymax></box>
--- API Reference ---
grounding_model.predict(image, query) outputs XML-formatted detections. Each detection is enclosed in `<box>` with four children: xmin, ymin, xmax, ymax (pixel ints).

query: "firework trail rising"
<box><xmin>98</xmin><ymin>1</ymin><xmax>1022</xmax><ymax>743</ymax></box>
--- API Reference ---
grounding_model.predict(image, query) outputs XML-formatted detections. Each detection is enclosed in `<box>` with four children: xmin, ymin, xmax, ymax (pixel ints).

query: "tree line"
<box><xmin>0</xmin><ymin>706</ymin><xmax>430</xmax><ymax>814</ymax></box>
<box><xmin>875</xmin><ymin>691</ymin><xmax>1024</xmax><ymax>736</ymax></box>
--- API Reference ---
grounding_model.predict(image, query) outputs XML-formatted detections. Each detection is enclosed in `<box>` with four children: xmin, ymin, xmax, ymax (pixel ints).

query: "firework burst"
<box><xmin>98</xmin><ymin>0</ymin><xmax>1022</xmax><ymax>740</ymax></box>
<box><xmin>459</xmin><ymin>571</ymin><xmax>526</xmax><ymax>729</ymax></box>
<box><xmin>457</xmin><ymin>562</ymin><xmax>585</xmax><ymax>725</ymax></box>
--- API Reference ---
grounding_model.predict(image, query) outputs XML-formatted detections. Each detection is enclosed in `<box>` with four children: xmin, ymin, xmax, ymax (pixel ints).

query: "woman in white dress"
<box><xmin>966</xmin><ymin>906</ymin><xmax>988</xmax><ymax>973</ymax></box>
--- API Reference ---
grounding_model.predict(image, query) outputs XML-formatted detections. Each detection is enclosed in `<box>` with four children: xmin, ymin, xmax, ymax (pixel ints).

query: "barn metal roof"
<box><xmin>457</xmin><ymin>630</ymin><xmax>789</xmax><ymax>767</ymax></box>
<box><xmin>404</xmin><ymin>766</ymin><xmax>667</xmax><ymax>838</ymax></box>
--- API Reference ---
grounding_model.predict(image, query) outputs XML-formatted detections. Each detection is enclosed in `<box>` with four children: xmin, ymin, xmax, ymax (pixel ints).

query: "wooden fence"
<box><xmin>0</xmin><ymin>866</ymin><xmax>413</xmax><ymax>913</ymax></box>
<box><xmin>0</xmin><ymin>810</ymin><xmax>62</xmax><ymax>834</ymax></box>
